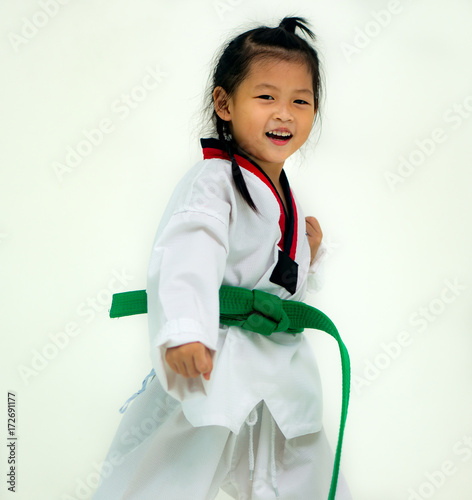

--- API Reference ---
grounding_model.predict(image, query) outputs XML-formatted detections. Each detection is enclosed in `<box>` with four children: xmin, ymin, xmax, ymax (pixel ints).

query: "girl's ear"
<box><xmin>213</xmin><ymin>86</ymin><xmax>231</xmax><ymax>122</ymax></box>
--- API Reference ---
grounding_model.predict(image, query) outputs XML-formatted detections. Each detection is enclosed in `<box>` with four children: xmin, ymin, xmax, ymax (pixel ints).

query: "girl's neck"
<box><xmin>233</xmin><ymin>143</ymin><xmax>287</xmax><ymax>211</ymax></box>
<box><xmin>249</xmin><ymin>157</ymin><xmax>287</xmax><ymax>212</ymax></box>
<box><xmin>271</xmin><ymin>174</ymin><xmax>288</xmax><ymax>213</ymax></box>
<box><xmin>238</xmin><ymin>147</ymin><xmax>284</xmax><ymax>185</ymax></box>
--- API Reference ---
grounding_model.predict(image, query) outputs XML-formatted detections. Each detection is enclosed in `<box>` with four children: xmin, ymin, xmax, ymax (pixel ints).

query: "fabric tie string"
<box><xmin>245</xmin><ymin>407</ymin><xmax>258</xmax><ymax>481</ymax></box>
<box><xmin>109</xmin><ymin>285</ymin><xmax>350</xmax><ymax>500</ymax></box>
<box><xmin>270</xmin><ymin>415</ymin><xmax>279</xmax><ymax>498</ymax></box>
<box><xmin>119</xmin><ymin>368</ymin><xmax>155</xmax><ymax>414</ymax></box>
<box><xmin>244</xmin><ymin>405</ymin><xmax>279</xmax><ymax>497</ymax></box>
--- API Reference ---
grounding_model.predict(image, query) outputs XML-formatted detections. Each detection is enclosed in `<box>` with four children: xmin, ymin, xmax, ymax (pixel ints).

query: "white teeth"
<box><xmin>268</xmin><ymin>130</ymin><xmax>292</xmax><ymax>137</ymax></box>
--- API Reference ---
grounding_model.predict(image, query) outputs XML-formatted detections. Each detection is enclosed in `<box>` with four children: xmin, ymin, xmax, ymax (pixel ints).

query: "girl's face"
<box><xmin>214</xmin><ymin>57</ymin><xmax>316</xmax><ymax>175</ymax></box>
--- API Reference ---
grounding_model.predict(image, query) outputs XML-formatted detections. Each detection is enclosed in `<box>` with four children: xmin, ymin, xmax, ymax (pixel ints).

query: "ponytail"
<box><xmin>216</xmin><ymin>115</ymin><xmax>258</xmax><ymax>213</ymax></box>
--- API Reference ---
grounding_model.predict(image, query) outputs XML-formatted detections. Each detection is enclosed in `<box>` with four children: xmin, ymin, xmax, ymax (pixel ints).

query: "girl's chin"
<box><xmin>238</xmin><ymin>144</ymin><xmax>292</xmax><ymax>168</ymax></box>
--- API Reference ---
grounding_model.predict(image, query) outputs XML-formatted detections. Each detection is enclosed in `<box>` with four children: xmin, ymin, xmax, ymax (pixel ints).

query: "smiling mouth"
<box><xmin>266</xmin><ymin>131</ymin><xmax>293</xmax><ymax>144</ymax></box>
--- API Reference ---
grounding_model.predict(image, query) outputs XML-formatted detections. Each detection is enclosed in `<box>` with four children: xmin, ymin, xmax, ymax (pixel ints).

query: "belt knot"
<box><xmin>241</xmin><ymin>289</ymin><xmax>290</xmax><ymax>335</ymax></box>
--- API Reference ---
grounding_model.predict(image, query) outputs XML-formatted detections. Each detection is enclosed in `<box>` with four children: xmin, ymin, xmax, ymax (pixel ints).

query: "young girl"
<box><xmin>92</xmin><ymin>16</ymin><xmax>351</xmax><ymax>500</ymax></box>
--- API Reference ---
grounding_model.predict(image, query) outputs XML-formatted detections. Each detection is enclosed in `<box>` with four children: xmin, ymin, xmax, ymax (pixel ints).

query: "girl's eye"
<box><xmin>257</xmin><ymin>95</ymin><xmax>274</xmax><ymax>100</ymax></box>
<box><xmin>294</xmin><ymin>99</ymin><xmax>309</xmax><ymax>105</ymax></box>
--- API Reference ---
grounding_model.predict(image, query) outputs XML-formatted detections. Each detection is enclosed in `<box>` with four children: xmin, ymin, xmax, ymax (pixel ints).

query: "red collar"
<box><xmin>200</xmin><ymin>138</ymin><xmax>298</xmax><ymax>262</ymax></box>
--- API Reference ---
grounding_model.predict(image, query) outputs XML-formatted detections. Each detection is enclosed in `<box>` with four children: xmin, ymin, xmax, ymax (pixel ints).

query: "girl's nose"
<box><xmin>273</xmin><ymin>102</ymin><xmax>294</xmax><ymax>122</ymax></box>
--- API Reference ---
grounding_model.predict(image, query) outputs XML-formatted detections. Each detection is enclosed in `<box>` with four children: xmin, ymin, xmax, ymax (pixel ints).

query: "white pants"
<box><xmin>92</xmin><ymin>378</ymin><xmax>352</xmax><ymax>500</ymax></box>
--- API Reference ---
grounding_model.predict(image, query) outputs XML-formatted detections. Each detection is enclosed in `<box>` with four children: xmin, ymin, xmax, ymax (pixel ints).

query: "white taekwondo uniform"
<box><xmin>91</xmin><ymin>138</ymin><xmax>351</xmax><ymax>500</ymax></box>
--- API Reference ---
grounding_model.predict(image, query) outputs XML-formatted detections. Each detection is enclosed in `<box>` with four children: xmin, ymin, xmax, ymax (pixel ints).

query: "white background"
<box><xmin>1</xmin><ymin>0</ymin><xmax>472</xmax><ymax>499</ymax></box>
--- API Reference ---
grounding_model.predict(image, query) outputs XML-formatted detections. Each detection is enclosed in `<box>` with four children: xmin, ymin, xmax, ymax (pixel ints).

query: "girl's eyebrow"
<box><xmin>253</xmin><ymin>83</ymin><xmax>313</xmax><ymax>96</ymax></box>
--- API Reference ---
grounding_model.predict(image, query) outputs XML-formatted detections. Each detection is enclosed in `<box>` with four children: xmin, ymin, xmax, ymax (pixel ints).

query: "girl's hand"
<box><xmin>165</xmin><ymin>342</ymin><xmax>213</xmax><ymax>381</ymax></box>
<box><xmin>305</xmin><ymin>216</ymin><xmax>323</xmax><ymax>264</ymax></box>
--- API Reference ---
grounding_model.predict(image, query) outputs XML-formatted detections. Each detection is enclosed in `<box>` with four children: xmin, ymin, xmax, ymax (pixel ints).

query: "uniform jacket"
<box><xmin>147</xmin><ymin>138</ymin><xmax>327</xmax><ymax>439</ymax></box>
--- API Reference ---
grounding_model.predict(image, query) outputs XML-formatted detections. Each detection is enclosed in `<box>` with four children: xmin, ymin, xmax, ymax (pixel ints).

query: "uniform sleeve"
<box><xmin>147</xmin><ymin>204</ymin><xmax>230</xmax><ymax>401</ymax></box>
<box><xmin>305</xmin><ymin>240</ymin><xmax>327</xmax><ymax>294</ymax></box>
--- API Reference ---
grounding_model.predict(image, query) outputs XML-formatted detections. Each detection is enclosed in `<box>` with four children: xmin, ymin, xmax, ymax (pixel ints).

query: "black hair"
<box><xmin>203</xmin><ymin>16</ymin><xmax>324</xmax><ymax>212</ymax></box>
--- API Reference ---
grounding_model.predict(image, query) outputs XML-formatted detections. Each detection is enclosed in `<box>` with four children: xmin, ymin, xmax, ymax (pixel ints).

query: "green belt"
<box><xmin>109</xmin><ymin>285</ymin><xmax>350</xmax><ymax>500</ymax></box>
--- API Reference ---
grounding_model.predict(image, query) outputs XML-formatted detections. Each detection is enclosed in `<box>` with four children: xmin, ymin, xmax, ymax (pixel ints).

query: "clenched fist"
<box><xmin>165</xmin><ymin>342</ymin><xmax>213</xmax><ymax>381</ymax></box>
<box><xmin>305</xmin><ymin>216</ymin><xmax>323</xmax><ymax>263</ymax></box>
